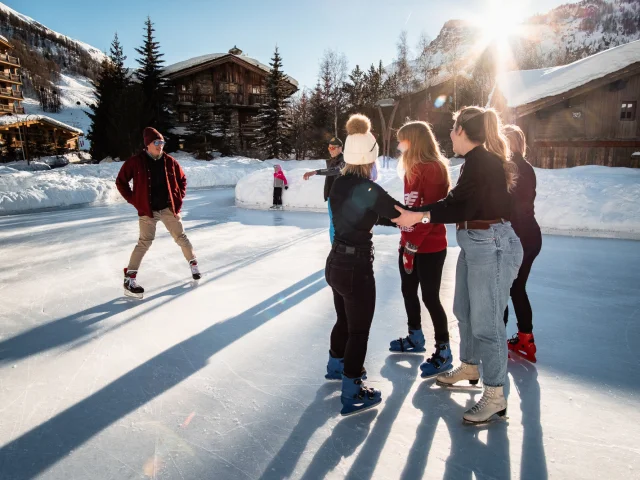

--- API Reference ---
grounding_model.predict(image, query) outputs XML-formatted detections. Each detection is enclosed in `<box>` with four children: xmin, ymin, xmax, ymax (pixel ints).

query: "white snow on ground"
<box><xmin>0</xmin><ymin>189</ymin><xmax>638</xmax><ymax>479</ymax></box>
<box><xmin>236</xmin><ymin>159</ymin><xmax>640</xmax><ymax>240</ymax></box>
<box><xmin>21</xmin><ymin>73</ymin><xmax>95</xmax><ymax>148</ymax></box>
<box><xmin>0</xmin><ymin>156</ymin><xmax>318</xmax><ymax>214</ymax></box>
<box><xmin>494</xmin><ymin>40</ymin><xmax>640</xmax><ymax>108</ymax></box>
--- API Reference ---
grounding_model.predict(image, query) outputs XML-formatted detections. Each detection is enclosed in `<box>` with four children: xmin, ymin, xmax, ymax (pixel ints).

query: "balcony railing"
<box><xmin>0</xmin><ymin>54</ymin><xmax>19</xmax><ymax>66</ymax></box>
<box><xmin>0</xmin><ymin>72</ymin><xmax>21</xmax><ymax>83</ymax></box>
<box><xmin>0</xmin><ymin>104</ymin><xmax>25</xmax><ymax>113</ymax></box>
<box><xmin>0</xmin><ymin>87</ymin><xmax>22</xmax><ymax>99</ymax></box>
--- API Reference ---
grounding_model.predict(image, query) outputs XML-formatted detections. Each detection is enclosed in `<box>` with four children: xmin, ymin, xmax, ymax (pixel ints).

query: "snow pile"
<box><xmin>495</xmin><ymin>40</ymin><xmax>640</xmax><ymax>108</ymax></box>
<box><xmin>3</xmin><ymin>161</ymin><xmax>51</xmax><ymax>171</ymax></box>
<box><xmin>0</xmin><ymin>156</ymin><xmax>315</xmax><ymax>214</ymax></box>
<box><xmin>236</xmin><ymin>160</ymin><xmax>640</xmax><ymax>239</ymax></box>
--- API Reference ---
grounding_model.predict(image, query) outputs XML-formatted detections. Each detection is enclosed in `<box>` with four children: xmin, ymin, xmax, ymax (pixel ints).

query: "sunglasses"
<box><xmin>153</xmin><ymin>140</ymin><xmax>165</xmax><ymax>147</ymax></box>
<box><xmin>328</xmin><ymin>145</ymin><xmax>340</xmax><ymax>150</ymax></box>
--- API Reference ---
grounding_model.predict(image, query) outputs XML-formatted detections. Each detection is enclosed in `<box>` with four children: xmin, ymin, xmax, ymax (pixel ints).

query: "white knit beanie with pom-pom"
<box><xmin>343</xmin><ymin>114</ymin><xmax>379</xmax><ymax>165</ymax></box>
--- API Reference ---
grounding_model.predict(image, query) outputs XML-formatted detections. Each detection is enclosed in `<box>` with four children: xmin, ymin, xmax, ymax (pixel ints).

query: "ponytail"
<box><xmin>483</xmin><ymin>109</ymin><xmax>517</xmax><ymax>191</ymax></box>
<box><xmin>454</xmin><ymin>106</ymin><xmax>517</xmax><ymax>192</ymax></box>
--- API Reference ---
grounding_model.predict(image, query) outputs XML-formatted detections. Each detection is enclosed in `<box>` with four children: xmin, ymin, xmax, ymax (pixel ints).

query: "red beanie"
<box><xmin>143</xmin><ymin>127</ymin><xmax>163</xmax><ymax>147</ymax></box>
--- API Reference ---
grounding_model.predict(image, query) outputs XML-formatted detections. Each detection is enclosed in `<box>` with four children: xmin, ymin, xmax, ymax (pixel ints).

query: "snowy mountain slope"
<box><xmin>0</xmin><ymin>2</ymin><xmax>106</xmax><ymax>64</ymax></box>
<box><xmin>398</xmin><ymin>0</ymin><xmax>640</xmax><ymax>91</ymax></box>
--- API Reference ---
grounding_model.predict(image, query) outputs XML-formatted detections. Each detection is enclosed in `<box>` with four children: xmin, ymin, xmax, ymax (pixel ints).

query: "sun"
<box><xmin>477</xmin><ymin>1</ymin><xmax>526</xmax><ymax>46</ymax></box>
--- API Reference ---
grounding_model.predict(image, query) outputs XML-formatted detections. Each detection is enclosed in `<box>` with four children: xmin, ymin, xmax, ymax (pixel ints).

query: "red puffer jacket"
<box><xmin>115</xmin><ymin>151</ymin><xmax>187</xmax><ymax>218</ymax></box>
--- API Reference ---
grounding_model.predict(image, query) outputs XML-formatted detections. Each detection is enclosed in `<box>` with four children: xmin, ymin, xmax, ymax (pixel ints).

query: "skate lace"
<box><xmin>469</xmin><ymin>389</ymin><xmax>495</xmax><ymax>413</ymax></box>
<box><xmin>190</xmin><ymin>262</ymin><xmax>200</xmax><ymax>274</ymax></box>
<box><xmin>127</xmin><ymin>277</ymin><xmax>139</xmax><ymax>289</ymax></box>
<box><xmin>444</xmin><ymin>364</ymin><xmax>465</xmax><ymax>378</ymax></box>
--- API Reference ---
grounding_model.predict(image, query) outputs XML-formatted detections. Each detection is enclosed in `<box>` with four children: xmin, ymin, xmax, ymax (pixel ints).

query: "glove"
<box><xmin>285</xmin><ymin>186</ymin><xmax>289</xmax><ymax>190</ymax></box>
<box><xmin>403</xmin><ymin>242</ymin><xmax>418</xmax><ymax>274</ymax></box>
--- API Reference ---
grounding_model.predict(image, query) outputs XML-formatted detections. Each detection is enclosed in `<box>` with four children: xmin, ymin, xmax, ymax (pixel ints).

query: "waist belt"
<box><xmin>456</xmin><ymin>219</ymin><xmax>504</xmax><ymax>230</ymax></box>
<box><xmin>332</xmin><ymin>243</ymin><xmax>375</xmax><ymax>259</ymax></box>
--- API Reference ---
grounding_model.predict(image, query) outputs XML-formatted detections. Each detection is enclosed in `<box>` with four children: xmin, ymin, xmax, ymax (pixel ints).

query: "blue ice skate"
<box><xmin>325</xmin><ymin>352</ymin><xmax>345</xmax><ymax>380</ymax></box>
<box><xmin>389</xmin><ymin>329</ymin><xmax>426</xmax><ymax>353</ymax></box>
<box><xmin>340</xmin><ymin>375</ymin><xmax>382</xmax><ymax>416</ymax></box>
<box><xmin>420</xmin><ymin>342</ymin><xmax>453</xmax><ymax>378</ymax></box>
<box><xmin>325</xmin><ymin>352</ymin><xmax>366</xmax><ymax>380</ymax></box>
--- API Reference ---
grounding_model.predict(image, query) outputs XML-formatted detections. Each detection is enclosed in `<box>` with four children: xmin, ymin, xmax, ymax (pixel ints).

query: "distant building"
<box><xmin>163</xmin><ymin>47</ymin><xmax>298</xmax><ymax>152</ymax></box>
<box><xmin>0</xmin><ymin>35</ymin><xmax>83</xmax><ymax>160</ymax></box>
<box><xmin>490</xmin><ymin>40</ymin><xmax>640</xmax><ymax>168</ymax></box>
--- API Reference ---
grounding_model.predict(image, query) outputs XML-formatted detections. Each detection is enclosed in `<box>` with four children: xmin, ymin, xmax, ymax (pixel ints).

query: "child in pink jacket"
<box><xmin>271</xmin><ymin>165</ymin><xmax>289</xmax><ymax>210</ymax></box>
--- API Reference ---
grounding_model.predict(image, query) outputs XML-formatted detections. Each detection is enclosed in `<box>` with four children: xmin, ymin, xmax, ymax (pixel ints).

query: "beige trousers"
<box><xmin>128</xmin><ymin>208</ymin><xmax>195</xmax><ymax>271</ymax></box>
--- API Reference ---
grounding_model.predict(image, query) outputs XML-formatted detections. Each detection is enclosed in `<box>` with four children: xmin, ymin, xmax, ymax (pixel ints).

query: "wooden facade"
<box><xmin>0</xmin><ymin>36</ymin><xmax>24</xmax><ymax>115</ymax></box>
<box><xmin>0</xmin><ymin>118</ymin><xmax>82</xmax><ymax>160</ymax></box>
<box><xmin>492</xmin><ymin>62</ymin><xmax>640</xmax><ymax>169</ymax></box>
<box><xmin>164</xmin><ymin>48</ymin><xmax>298</xmax><ymax>152</ymax></box>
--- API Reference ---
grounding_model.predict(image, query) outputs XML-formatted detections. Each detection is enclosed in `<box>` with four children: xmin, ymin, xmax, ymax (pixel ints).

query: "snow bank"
<box><xmin>236</xmin><ymin>160</ymin><xmax>640</xmax><ymax>240</ymax></box>
<box><xmin>0</xmin><ymin>155</ymin><xmax>317</xmax><ymax>215</ymax></box>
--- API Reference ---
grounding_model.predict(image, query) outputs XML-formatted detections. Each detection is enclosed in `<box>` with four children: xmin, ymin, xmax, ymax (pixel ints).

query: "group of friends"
<box><xmin>114</xmin><ymin>105</ymin><xmax>541</xmax><ymax>425</ymax></box>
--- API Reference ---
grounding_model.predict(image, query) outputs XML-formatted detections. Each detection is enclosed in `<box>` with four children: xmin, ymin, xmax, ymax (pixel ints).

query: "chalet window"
<box><xmin>251</xmin><ymin>86</ymin><xmax>261</xmax><ymax>94</ymax></box>
<box><xmin>620</xmin><ymin>101</ymin><xmax>637</xmax><ymax>121</ymax></box>
<box><xmin>180</xmin><ymin>112</ymin><xmax>189</xmax><ymax>122</ymax></box>
<box><xmin>180</xmin><ymin>85</ymin><xmax>187</xmax><ymax>92</ymax></box>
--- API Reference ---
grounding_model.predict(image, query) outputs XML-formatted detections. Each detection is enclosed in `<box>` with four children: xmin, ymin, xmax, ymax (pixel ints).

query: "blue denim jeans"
<box><xmin>454</xmin><ymin>223</ymin><xmax>524</xmax><ymax>387</ymax></box>
<box><xmin>328</xmin><ymin>200</ymin><xmax>335</xmax><ymax>244</ymax></box>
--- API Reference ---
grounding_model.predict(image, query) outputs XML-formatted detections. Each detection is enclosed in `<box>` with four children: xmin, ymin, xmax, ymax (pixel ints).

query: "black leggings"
<box><xmin>399</xmin><ymin>249</ymin><xmax>449</xmax><ymax>343</ymax></box>
<box><xmin>273</xmin><ymin>187</ymin><xmax>283</xmax><ymax>205</ymax></box>
<box><xmin>504</xmin><ymin>241</ymin><xmax>541</xmax><ymax>333</ymax></box>
<box><xmin>326</xmin><ymin>249</ymin><xmax>375</xmax><ymax>379</ymax></box>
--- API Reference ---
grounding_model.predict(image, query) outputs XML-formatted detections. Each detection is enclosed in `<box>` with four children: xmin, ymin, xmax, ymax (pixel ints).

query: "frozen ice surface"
<box><xmin>0</xmin><ymin>189</ymin><xmax>638</xmax><ymax>479</ymax></box>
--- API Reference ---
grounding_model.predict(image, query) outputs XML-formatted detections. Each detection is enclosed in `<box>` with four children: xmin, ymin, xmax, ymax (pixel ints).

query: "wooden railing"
<box><xmin>0</xmin><ymin>104</ymin><xmax>25</xmax><ymax>113</ymax></box>
<box><xmin>0</xmin><ymin>54</ymin><xmax>19</xmax><ymax>65</ymax></box>
<box><xmin>0</xmin><ymin>72</ymin><xmax>21</xmax><ymax>83</ymax></box>
<box><xmin>0</xmin><ymin>87</ymin><xmax>22</xmax><ymax>98</ymax></box>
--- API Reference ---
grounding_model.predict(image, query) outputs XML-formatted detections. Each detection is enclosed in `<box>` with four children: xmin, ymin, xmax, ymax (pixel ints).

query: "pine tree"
<box><xmin>135</xmin><ymin>17</ymin><xmax>171</xmax><ymax>142</ymax></box>
<box><xmin>213</xmin><ymin>93</ymin><xmax>235</xmax><ymax>156</ymax></box>
<box><xmin>343</xmin><ymin>65</ymin><xmax>366</xmax><ymax>114</ymax></box>
<box><xmin>87</xmin><ymin>33</ymin><xmax>130</xmax><ymax>160</ymax></box>
<box><xmin>308</xmin><ymin>81</ymin><xmax>332</xmax><ymax>158</ymax></box>
<box><xmin>190</xmin><ymin>88</ymin><xmax>215</xmax><ymax>158</ymax></box>
<box><xmin>255</xmin><ymin>46</ymin><xmax>294</xmax><ymax>159</ymax></box>
<box><xmin>290</xmin><ymin>89</ymin><xmax>312</xmax><ymax>160</ymax></box>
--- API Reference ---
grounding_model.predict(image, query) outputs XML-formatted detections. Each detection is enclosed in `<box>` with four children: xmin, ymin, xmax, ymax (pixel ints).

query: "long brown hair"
<box><xmin>503</xmin><ymin>124</ymin><xmax>526</xmax><ymax>157</ymax></box>
<box><xmin>453</xmin><ymin>106</ymin><xmax>517</xmax><ymax>191</ymax></box>
<box><xmin>398</xmin><ymin>121</ymin><xmax>451</xmax><ymax>191</ymax></box>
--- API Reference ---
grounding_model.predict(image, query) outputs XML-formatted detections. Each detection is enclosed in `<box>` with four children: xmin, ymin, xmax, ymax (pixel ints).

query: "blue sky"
<box><xmin>8</xmin><ymin>0</ymin><xmax>570</xmax><ymax>89</ymax></box>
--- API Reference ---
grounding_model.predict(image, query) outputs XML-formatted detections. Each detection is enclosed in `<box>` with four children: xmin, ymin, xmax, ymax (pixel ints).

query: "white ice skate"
<box><xmin>463</xmin><ymin>386</ymin><xmax>508</xmax><ymax>425</ymax></box>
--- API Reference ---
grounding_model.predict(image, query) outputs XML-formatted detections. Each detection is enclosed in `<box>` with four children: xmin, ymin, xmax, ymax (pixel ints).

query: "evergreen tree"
<box><xmin>190</xmin><ymin>88</ymin><xmax>216</xmax><ymax>158</ymax></box>
<box><xmin>213</xmin><ymin>93</ymin><xmax>235</xmax><ymax>156</ymax></box>
<box><xmin>343</xmin><ymin>64</ymin><xmax>366</xmax><ymax>114</ymax></box>
<box><xmin>135</xmin><ymin>17</ymin><xmax>172</xmax><ymax>144</ymax></box>
<box><xmin>308</xmin><ymin>81</ymin><xmax>332</xmax><ymax>158</ymax></box>
<box><xmin>255</xmin><ymin>46</ymin><xmax>295</xmax><ymax>159</ymax></box>
<box><xmin>87</xmin><ymin>33</ymin><xmax>130</xmax><ymax>160</ymax></box>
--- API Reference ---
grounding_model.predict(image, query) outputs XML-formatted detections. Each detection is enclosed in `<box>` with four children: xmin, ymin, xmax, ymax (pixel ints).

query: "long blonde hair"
<box><xmin>397</xmin><ymin>121</ymin><xmax>451</xmax><ymax>191</ymax></box>
<box><xmin>453</xmin><ymin>106</ymin><xmax>517</xmax><ymax>191</ymax></box>
<box><xmin>503</xmin><ymin>124</ymin><xmax>526</xmax><ymax>157</ymax></box>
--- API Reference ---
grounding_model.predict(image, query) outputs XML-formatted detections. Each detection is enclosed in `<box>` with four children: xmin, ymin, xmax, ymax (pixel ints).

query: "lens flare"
<box><xmin>434</xmin><ymin>95</ymin><xmax>447</xmax><ymax>108</ymax></box>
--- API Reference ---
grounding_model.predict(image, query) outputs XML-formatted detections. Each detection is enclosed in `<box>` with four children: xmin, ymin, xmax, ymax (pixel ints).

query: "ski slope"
<box><xmin>0</xmin><ymin>188</ymin><xmax>638</xmax><ymax>479</ymax></box>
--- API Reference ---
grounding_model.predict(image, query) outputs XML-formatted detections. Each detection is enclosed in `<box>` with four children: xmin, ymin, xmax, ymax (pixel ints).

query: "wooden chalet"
<box><xmin>0</xmin><ymin>114</ymin><xmax>83</xmax><ymax>158</ymax></box>
<box><xmin>0</xmin><ymin>35</ymin><xmax>24</xmax><ymax>115</ymax></box>
<box><xmin>491</xmin><ymin>40</ymin><xmax>640</xmax><ymax>169</ymax></box>
<box><xmin>163</xmin><ymin>47</ymin><xmax>298</xmax><ymax>152</ymax></box>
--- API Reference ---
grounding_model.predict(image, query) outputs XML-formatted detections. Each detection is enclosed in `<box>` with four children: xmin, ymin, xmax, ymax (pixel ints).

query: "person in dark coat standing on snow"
<box><xmin>116</xmin><ymin>127</ymin><xmax>201</xmax><ymax>299</ymax></box>
<box><xmin>502</xmin><ymin>124</ymin><xmax>542</xmax><ymax>363</ymax></box>
<box><xmin>303</xmin><ymin>137</ymin><xmax>345</xmax><ymax>243</ymax></box>
<box><xmin>324</xmin><ymin>114</ymin><xmax>402</xmax><ymax>416</ymax></box>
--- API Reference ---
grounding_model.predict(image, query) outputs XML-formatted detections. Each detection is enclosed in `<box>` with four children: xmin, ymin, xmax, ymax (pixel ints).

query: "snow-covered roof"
<box><xmin>163</xmin><ymin>53</ymin><xmax>299</xmax><ymax>87</ymax></box>
<box><xmin>0</xmin><ymin>114</ymin><xmax>84</xmax><ymax>134</ymax></box>
<box><xmin>0</xmin><ymin>34</ymin><xmax>9</xmax><ymax>45</ymax></box>
<box><xmin>495</xmin><ymin>40</ymin><xmax>640</xmax><ymax>109</ymax></box>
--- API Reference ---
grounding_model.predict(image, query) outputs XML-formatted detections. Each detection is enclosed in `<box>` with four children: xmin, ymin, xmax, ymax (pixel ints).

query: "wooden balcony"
<box><xmin>0</xmin><ymin>54</ymin><xmax>19</xmax><ymax>67</ymax></box>
<box><xmin>240</xmin><ymin>122</ymin><xmax>260</xmax><ymax>136</ymax></box>
<box><xmin>0</xmin><ymin>72</ymin><xmax>21</xmax><ymax>84</ymax></box>
<box><xmin>0</xmin><ymin>104</ymin><xmax>25</xmax><ymax>114</ymax></box>
<box><xmin>0</xmin><ymin>87</ymin><xmax>22</xmax><ymax>100</ymax></box>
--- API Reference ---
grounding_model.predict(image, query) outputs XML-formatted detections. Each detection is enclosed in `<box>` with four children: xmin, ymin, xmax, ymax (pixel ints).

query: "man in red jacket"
<box><xmin>116</xmin><ymin>127</ymin><xmax>200</xmax><ymax>298</ymax></box>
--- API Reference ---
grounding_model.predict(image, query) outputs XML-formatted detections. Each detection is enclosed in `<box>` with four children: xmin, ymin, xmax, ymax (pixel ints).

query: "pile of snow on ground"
<box><xmin>236</xmin><ymin>159</ymin><xmax>640</xmax><ymax>239</ymax></box>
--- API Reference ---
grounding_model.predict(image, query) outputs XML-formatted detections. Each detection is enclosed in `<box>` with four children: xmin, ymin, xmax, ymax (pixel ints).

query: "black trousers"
<box><xmin>399</xmin><ymin>248</ymin><xmax>449</xmax><ymax>343</ymax></box>
<box><xmin>504</xmin><ymin>240</ymin><xmax>542</xmax><ymax>333</ymax></box>
<box><xmin>326</xmin><ymin>248</ymin><xmax>375</xmax><ymax>379</ymax></box>
<box><xmin>273</xmin><ymin>187</ymin><xmax>283</xmax><ymax>206</ymax></box>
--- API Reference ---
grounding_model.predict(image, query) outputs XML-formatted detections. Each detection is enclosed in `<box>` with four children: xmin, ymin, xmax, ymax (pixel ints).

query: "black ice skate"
<box><xmin>123</xmin><ymin>268</ymin><xmax>144</xmax><ymax>299</ymax></box>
